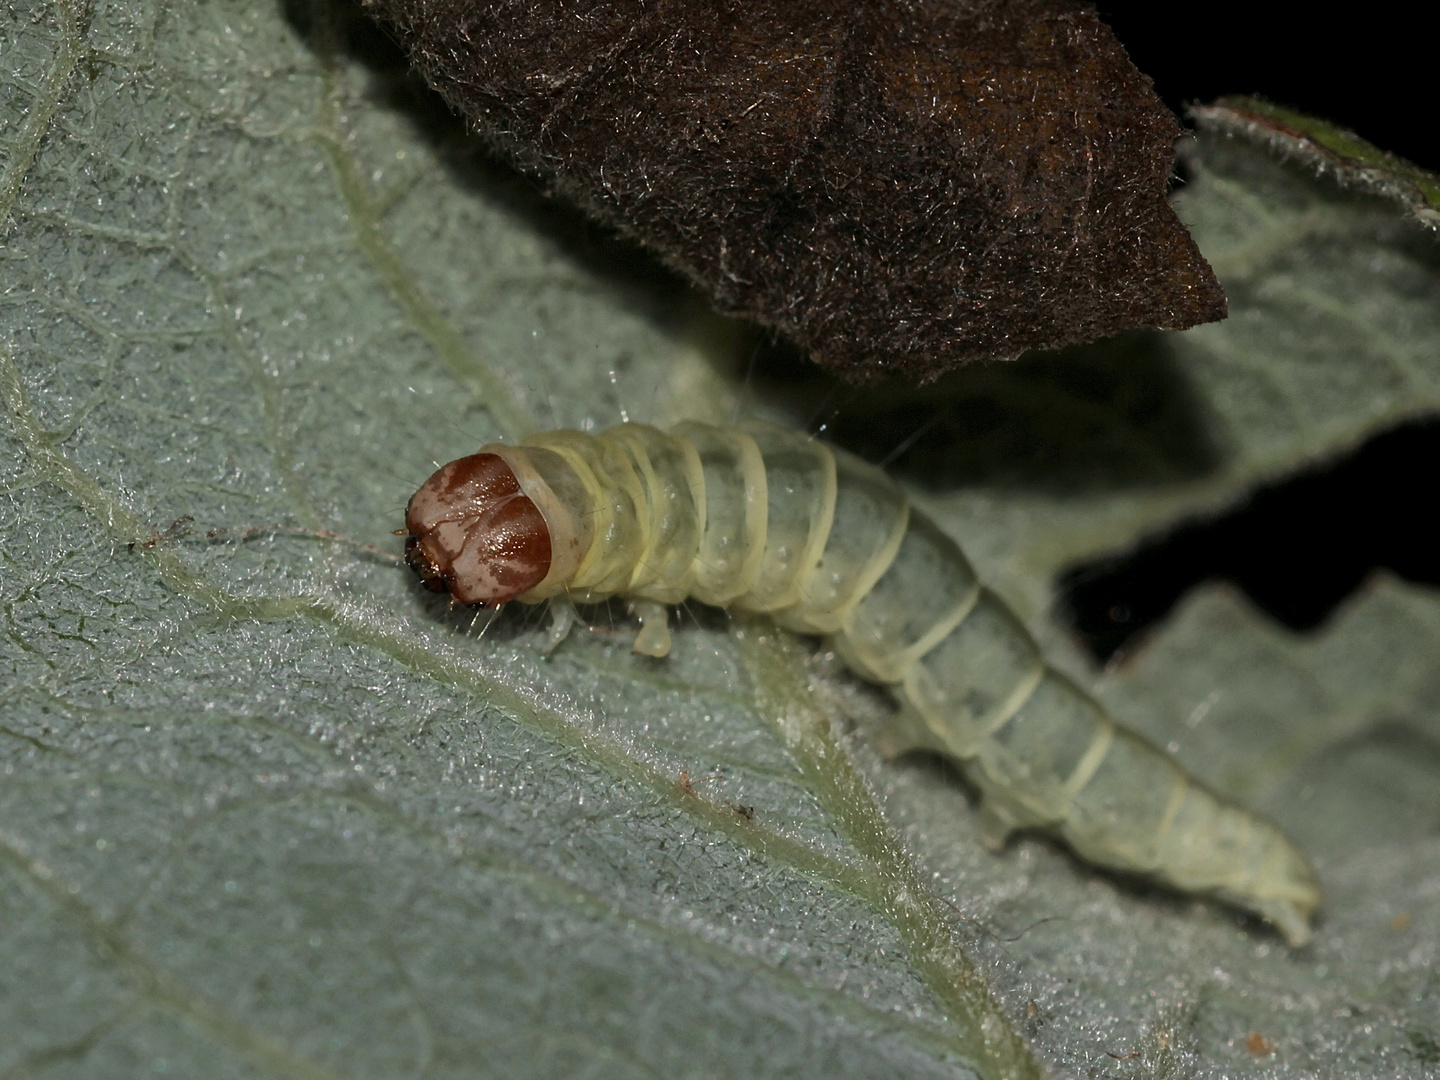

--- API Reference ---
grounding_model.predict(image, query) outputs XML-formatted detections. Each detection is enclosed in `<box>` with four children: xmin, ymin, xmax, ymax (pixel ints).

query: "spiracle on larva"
<box><xmin>404</xmin><ymin>420</ymin><xmax>1322</xmax><ymax>946</ymax></box>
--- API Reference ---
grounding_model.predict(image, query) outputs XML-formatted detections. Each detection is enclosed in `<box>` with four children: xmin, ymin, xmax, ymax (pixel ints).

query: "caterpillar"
<box><xmin>404</xmin><ymin>421</ymin><xmax>1322</xmax><ymax>946</ymax></box>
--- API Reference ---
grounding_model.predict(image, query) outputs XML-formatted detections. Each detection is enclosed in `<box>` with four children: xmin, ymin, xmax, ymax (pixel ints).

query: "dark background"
<box><xmin>1101</xmin><ymin>3</ymin><xmax>1436</xmax><ymax>173</ymax></box>
<box><xmin>1059</xmin><ymin>4</ymin><xmax>1439</xmax><ymax>661</ymax></box>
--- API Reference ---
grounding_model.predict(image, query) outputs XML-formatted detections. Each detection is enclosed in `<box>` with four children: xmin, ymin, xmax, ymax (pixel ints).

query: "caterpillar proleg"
<box><xmin>405</xmin><ymin>421</ymin><xmax>1322</xmax><ymax>945</ymax></box>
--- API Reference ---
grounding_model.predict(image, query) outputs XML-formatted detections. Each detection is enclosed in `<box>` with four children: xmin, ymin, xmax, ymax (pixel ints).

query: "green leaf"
<box><xmin>2</xmin><ymin>3</ymin><xmax>1437</xmax><ymax>1078</ymax></box>
<box><xmin>1192</xmin><ymin>96</ymin><xmax>1440</xmax><ymax>232</ymax></box>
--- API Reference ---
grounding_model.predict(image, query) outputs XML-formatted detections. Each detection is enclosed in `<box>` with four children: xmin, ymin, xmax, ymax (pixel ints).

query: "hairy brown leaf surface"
<box><xmin>361</xmin><ymin>0</ymin><xmax>1226</xmax><ymax>381</ymax></box>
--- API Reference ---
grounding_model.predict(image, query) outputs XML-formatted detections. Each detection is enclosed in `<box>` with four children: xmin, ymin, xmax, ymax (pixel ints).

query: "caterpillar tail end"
<box><xmin>1229</xmin><ymin>855</ymin><xmax>1322</xmax><ymax>948</ymax></box>
<box><xmin>1262</xmin><ymin>899</ymin><xmax>1315</xmax><ymax>949</ymax></box>
<box><xmin>1210</xmin><ymin>827</ymin><xmax>1322</xmax><ymax>947</ymax></box>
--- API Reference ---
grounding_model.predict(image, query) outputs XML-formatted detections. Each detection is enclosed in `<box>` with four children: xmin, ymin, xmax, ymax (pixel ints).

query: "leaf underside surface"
<box><xmin>2</xmin><ymin>3</ymin><xmax>1438</xmax><ymax>1079</ymax></box>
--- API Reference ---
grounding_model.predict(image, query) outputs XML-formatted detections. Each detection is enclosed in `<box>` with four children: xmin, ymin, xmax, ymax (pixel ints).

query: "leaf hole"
<box><xmin>1059</xmin><ymin>417</ymin><xmax>1440</xmax><ymax>663</ymax></box>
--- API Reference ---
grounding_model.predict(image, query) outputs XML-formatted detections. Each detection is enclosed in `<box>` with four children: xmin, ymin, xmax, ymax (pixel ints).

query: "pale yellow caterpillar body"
<box><xmin>404</xmin><ymin>420</ymin><xmax>1322</xmax><ymax>946</ymax></box>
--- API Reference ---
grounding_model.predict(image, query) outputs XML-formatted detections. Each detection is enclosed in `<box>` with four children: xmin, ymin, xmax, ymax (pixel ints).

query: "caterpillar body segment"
<box><xmin>405</xmin><ymin>422</ymin><xmax>1322</xmax><ymax>945</ymax></box>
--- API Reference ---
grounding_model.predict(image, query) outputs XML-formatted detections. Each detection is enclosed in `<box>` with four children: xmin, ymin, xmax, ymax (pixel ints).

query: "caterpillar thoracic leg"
<box><xmin>404</xmin><ymin>421</ymin><xmax>1322</xmax><ymax>946</ymax></box>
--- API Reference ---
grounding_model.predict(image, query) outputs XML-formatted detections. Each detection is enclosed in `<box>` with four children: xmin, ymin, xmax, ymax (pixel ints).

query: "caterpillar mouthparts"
<box><xmin>405</xmin><ymin>452</ymin><xmax>552</xmax><ymax>606</ymax></box>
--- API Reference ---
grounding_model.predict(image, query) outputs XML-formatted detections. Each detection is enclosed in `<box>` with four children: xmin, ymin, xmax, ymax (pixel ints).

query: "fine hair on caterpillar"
<box><xmin>404</xmin><ymin>420</ymin><xmax>1322</xmax><ymax>946</ymax></box>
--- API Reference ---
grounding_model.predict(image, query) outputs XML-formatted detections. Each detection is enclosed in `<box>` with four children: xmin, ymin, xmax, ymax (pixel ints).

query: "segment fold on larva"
<box><xmin>669</xmin><ymin>421</ymin><xmax>767</xmax><ymax>607</ymax></box>
<box><xmin>406</xmin><ymin>421</ymin><xmax>1323</xmax><ymax>946</ymax></box>
<box><xmin>737</xmin><ymin>424</ymin><xmax>838</xmax><ymax>613</ymax></box>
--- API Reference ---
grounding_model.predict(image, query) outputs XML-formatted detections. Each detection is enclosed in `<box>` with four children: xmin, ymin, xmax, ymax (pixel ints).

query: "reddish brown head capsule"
<box><xmin>404</xmin><ymin>453</ymin><xmax>552</xmax><ymax>606</ymax></box>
